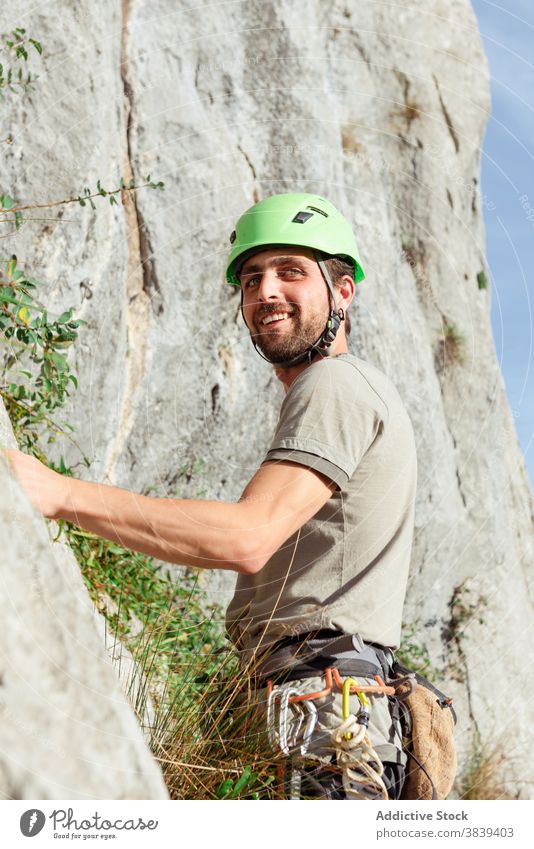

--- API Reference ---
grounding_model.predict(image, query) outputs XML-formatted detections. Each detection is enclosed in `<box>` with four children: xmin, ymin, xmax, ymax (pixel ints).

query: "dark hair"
<box><xmin>324</xmin><ymin>256</ymin><xmax>354</xmax><ymax>336</ymax></box>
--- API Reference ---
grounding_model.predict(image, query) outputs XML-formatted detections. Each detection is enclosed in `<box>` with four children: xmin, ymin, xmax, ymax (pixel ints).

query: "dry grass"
<box><xmin>130</xmin><ymin>638</ymin><xmax>281</xmax><ymax>800</ymax></box>
<box><xmin>456</xmin><ymin>741</ymin><xmax>519</xmax><ymax>800</ymax></box>
<box><xmin>435</xmin><ymin>319</ymin><xmax>466</xmax><ymax>372</ymax></box>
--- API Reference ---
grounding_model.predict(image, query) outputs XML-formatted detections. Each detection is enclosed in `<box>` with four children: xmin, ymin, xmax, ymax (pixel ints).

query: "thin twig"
<box><xmin>0</xmin><ymin>182</ymin><xmax>154</xmax><ymax>214</ymax></box>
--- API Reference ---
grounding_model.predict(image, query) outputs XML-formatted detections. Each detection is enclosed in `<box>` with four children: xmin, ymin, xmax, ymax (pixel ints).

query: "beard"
<box><xmin>250</xmin><ymin>301</ymin><xmax>328</xmax><ymax>364</ymax></box>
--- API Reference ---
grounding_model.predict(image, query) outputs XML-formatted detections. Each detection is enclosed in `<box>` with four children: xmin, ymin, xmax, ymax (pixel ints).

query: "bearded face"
<box><xmin>239</xmin><ymin>249</ymin><xmax>332</xmax><ymax>364</ymax></box>
<box><xmin>249</xmin><ymin>299</ymin><xmax>329</xmax><ymax>363</ymax></box>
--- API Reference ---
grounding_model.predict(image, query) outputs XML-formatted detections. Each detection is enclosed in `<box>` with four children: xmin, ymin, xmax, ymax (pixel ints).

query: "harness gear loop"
<box><xmin>332</xmin><ymin>666</ymin><xmax>395</xmax><ymax>696</ymax></box>
<box><xmin>266</xmin><ymin>667</ymin><xmax>334</xmax><ymax>702</ymax></box>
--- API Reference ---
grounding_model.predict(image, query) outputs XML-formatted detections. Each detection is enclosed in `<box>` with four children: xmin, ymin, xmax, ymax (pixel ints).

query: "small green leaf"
<box><xmin>1</xmin><ymin>194</ymin><xmax>14</xmax><ymax>210</ymax></box>
<box><xmin>216</xmin><ymin>779</ymin><xmax>234</xmax><ymax>799</ymax></box>
<box><xmin>229</xmin><ymin>767</ymin><xmax>252</xmax><ymax>798</ymax></box>
<box><xmin>57</xmin><ymin>309</ymin><xmax>73</xmax><ymax>323</ymax></box>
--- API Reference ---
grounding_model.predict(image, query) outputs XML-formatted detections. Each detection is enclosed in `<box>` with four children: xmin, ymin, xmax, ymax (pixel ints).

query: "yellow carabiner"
<box><xmin>342</xmin><ymin>678</ymin><xmax>369</xmax><ymax>740</ymax></box>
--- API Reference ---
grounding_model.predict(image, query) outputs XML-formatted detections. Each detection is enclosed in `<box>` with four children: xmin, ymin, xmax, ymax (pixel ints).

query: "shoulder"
<box><xmin>287</xmin><ymin>354</ymin><xmax>399</xmax><ymax>422</ymax></box>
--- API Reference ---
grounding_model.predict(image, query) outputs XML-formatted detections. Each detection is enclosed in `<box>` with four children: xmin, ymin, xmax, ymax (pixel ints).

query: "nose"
<box><xmin>241</xmin><ymin>268</ymin><xmax>284</xmax><ymax>331</ymax></box>
<box><xmin>255</xmin><ymin>268</ymin><xmax>283</xmax><ymax>302</ymax></box>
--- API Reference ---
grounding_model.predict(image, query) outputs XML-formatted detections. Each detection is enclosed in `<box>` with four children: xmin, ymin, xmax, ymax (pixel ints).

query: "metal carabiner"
<box><xmin>267</xmin><ymin>685</ymin><xmax>319</xmax><ymax>756</ymax></box>
<box><xmin>299</xmin><ymin>697</ymin><xmax>318</xmax><ymax>755</ymax></box>
<box><xmin>279</xmin><ymin>687</ymin><xmax>302</xmax><ymax>755</ymax></box>
<box><xmin>266</xmin><ymin>685</ymin><xmax>284</xmax><ymax>752</ymax></box>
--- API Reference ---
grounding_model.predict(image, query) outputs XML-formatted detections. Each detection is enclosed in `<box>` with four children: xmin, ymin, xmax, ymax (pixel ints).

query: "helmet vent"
<box><xmin>292</xmin><ymin>210</ymin><xmax>314</xmax><ymax>224</ymax></box>
<box><xmin>306</xmin><ymin>205</ymin><xmax>328</xmax><ymax>217</ymax></box>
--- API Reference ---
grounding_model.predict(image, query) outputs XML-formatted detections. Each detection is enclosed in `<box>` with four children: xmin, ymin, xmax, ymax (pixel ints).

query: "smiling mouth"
<box><xmin>258</xmin><ymin>311</ymin><xmax>295</xmax><ymax>328</ymax></box>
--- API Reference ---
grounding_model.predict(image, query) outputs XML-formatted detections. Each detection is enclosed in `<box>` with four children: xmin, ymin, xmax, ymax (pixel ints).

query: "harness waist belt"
<box><xmin>254</xmin><ymin>631</ymin><xmax>394</xmax><ymax>683</ymax></box>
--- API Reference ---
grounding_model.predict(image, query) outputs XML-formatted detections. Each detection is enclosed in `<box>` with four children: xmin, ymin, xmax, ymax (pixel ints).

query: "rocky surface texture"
<box><xmin>1</xmin><ymin>0</ymin><xmax>533</xmax><ymax>796</ymax></box>
<box><xmin>0</xmin><ymin>407</ymin><xmax>168</xmax><ymax>799</ymax></box>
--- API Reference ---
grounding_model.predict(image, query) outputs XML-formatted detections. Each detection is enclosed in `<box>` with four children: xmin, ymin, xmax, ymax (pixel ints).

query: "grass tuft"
<box><xmin>456</xmin><ymin>740</ymin><xmax>519</xmax><ymax>800</ymax></box>
<box><xmin>435</xmin><ymin>318</ymin><xmax>466</xmax><ymax>371</ymax></box>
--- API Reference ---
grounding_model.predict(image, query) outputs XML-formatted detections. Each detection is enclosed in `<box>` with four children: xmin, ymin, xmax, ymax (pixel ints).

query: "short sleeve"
<box><xmin>264</xmin><ymin>358</ymin><xmax>386</xmax><ymax>487</ymax></box>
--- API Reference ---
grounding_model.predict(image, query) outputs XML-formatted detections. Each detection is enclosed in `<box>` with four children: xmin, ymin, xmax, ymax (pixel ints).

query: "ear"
<box><xmin>335</xmin><ymin>274</ymin><xmax>356</xmax><ymax>312</ymax></box>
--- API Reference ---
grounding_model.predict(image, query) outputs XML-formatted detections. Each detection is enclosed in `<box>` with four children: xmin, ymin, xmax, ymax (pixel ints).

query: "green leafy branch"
<box><xmin>0</xmin><ymin>176</ymin><xmax>165</xmax><ymax>232</ymax></box>
<box><xmin>0</xmin><ymin>256</ymin><xmax>87</xmax><ymax>459</ymax></box>
<box><xmin>0</xmin><ymin>27</ymin><xmax>42</xmax><ymax>94</ymax></box>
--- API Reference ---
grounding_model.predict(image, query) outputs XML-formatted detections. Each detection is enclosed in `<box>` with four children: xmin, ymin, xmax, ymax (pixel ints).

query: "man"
<box><xmin>5</xmin><ymin>192</ymin><xmax>417</xmax><ymax>799</ymax></box>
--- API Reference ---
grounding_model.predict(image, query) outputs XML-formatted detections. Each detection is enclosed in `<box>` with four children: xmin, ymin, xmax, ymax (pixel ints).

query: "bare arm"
<box><xmin>4</xmin><ymin>450</ymin><xmax>335</xmax><ymax>574</ymax></box>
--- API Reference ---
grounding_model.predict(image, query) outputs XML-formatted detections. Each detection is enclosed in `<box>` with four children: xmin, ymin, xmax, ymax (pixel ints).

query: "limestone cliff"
<box><xmin>1</xmin><ymin>0</ymin><xmax>533</xmax><ymax>796</ymax></box>
<box><xmin>0</xmin><ymin>408</ymin><xmax>168</xmax><ymax>798</ymax></box>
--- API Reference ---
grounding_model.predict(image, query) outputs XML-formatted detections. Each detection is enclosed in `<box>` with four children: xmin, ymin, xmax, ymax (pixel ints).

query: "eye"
<box><xmin>242</xmin><ymin>275</ymin><xmax>260</xmax><ymax>290</ymax></box>
<box><xmin>280</xmin><ymin>267</ymin><xmax>304</xmax><ymax>278</ymax></box>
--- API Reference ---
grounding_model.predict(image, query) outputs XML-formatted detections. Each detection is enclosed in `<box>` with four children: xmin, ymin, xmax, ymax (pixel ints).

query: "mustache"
<box><xmin>254</xmin><ymin>302</ymin><xmax>298</xmax><ymax>323</ymax></box>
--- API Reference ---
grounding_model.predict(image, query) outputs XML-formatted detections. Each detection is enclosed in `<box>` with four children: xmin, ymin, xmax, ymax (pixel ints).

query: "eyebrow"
<box><xmin>240</xmin><ymin>256</ymin><xmax>310</xmax><ymax>277</ymax></box>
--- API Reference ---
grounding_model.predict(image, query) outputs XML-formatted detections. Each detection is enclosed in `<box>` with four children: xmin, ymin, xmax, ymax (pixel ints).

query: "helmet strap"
<box><xmin>241</xmin><ymin>251</ymin><xmax>345</xmax><ymax>369</ymax></box>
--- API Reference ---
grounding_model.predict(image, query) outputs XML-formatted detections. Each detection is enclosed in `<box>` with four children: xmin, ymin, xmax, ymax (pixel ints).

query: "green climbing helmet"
<box><xmin>225</xmin><ymin>192</ymin><xmax>365</xmax><ymax>286</ymax></box>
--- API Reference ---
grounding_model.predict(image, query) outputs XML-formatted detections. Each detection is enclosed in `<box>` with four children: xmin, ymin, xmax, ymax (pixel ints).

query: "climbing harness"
<box><xmin>264</xmin><ymin>664</ymin><xmax>395</xmax><ymax>800</ymax></box>
<box><xmin>254</xmin><ymin>632</ymin><xmax>457</xmax><ymax>800</ymax></box>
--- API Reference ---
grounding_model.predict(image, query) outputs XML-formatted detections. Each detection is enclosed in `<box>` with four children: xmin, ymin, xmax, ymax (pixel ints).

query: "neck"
<box><xmin>274</xmin><ymin>334</ymin><xmax>348</xmax><ymax>392</ymax></box>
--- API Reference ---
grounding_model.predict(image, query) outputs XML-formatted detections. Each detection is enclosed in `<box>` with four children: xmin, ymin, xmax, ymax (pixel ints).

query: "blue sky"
<box><xmin>471</xmin><ymin>0</ymin><xmax>534</xmax><ymax>489</ymax></box>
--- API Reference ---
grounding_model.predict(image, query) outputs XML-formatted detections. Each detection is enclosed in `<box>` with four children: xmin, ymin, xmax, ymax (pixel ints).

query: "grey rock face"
<box><xmin>1</xmin><ymin>0</ymin><xmax>533</xmax><ymax>796</ymax></box>
<box><xmin>0</xmin><ymin>408</ymin><xmax>168</xmax><ymax>799</ymax></box>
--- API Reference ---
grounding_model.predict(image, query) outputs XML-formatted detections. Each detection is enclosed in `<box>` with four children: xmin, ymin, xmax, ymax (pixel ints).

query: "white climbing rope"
<box><xmin>330</xmin><ymin>712</ymin><xmax>389</xmax><ymax>800</ymax></box>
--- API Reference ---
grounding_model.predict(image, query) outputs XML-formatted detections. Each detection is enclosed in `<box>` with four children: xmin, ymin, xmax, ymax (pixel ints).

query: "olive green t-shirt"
<box><xmin>226</xmin><ymin>354</ymin><xmax>417</xmax><ymax>659</ymax></box>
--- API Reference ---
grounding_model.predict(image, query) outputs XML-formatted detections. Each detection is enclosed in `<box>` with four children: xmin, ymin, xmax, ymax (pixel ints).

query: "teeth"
<box><xmin>261</xmin><ymin>312</ymin><xmax>292</xmax><ymax>326</ymax></box>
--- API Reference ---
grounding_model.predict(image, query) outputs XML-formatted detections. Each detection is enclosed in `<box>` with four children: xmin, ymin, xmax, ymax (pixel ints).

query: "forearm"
<box><xmin>57</xmin><ymin>477</ymin><xmax>252</xmax><ymax>572</ymax></box>
<box><xmin>5</xmin><ymin>449</ymin><xmax>332</xmax><ymax>573</ymax></box>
